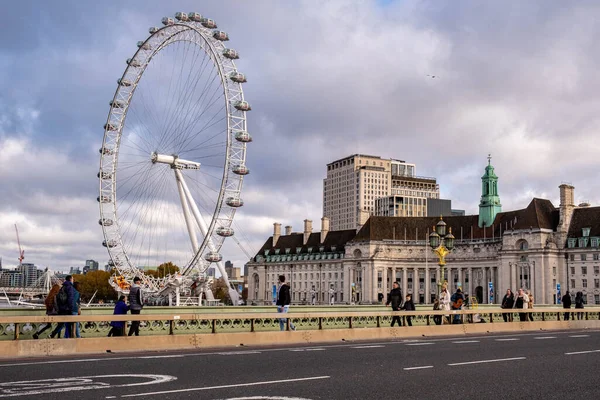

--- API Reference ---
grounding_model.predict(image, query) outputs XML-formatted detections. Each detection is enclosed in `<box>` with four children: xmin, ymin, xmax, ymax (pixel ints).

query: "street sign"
<box><xmin>488</xmin><ymin>282</ymin><xmax>494</xmax><ymax>303</ymax></box>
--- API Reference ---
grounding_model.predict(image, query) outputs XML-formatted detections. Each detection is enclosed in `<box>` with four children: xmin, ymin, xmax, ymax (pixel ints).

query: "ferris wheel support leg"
<box><xmin>175</xmin><ymin>170</ymin><xmax>240</xmax><ymax>305</ymax></box>
<box><xmin>175</xmin><ymin>171</ymin><xmax>200</xmax><ymax>254</ymax></box>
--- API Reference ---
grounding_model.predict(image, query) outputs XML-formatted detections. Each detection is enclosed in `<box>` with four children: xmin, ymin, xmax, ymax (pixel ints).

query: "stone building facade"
<box><xmin>248</xmin><ymin>161</ymin><xmax>599</xmax><ymax>305</ymax></box>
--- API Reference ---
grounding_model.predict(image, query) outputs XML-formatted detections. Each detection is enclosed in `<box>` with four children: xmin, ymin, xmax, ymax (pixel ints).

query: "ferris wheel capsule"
<box><xmin>99</xmin><ymin>218</ymin><xmax>114</xmax><ymax>226</ymax></box>
<box><xmin>234</xmin><ymin>101</ymin><xmax>251</xmax><ymax>111</ymax></box>
<box><xmin>97</xmin><ymin>195</ymin><xmax>111</xmax><ymax>203</ymax></box>
<box><xmin>222</xmin><ymin>48</ymin><xmax>239</xmax><ymax>59</ymax></box>
<box><xmin>126</xmin><ymin>58</ymin><xmax>141</xmax><ymax>67</ymax></box>
<box><xmin>110</xmin><ymin>100</ymin><xmax>125</xmax><ymax>109</ymax></box>
<box><xmin>103</xmin><ymin>240</ymin><xmax>117</xmax><ymax>248</ymax></box>
<box><xmin>200</xmin><ymin>18</ymin><xmax>217</xmax><ymax>28</ymax></box>
<box><xmin>216</xmin><ymin>227</ymin><xmax>235</xmax><ymax>237</ymax></box>
<box><xmin>149</xmin><ymin>27</ymin><xmax>159</xmax><ymax>34</ymax></box>
<box><xmin>204</xmin><ymin>251</ymin><xmax>223</xmax><ymax>263</ymax></box>
<box><xmin>188</xmin><ymin>12</ymin><xmax>202</xmax><ymax>22</ymax></box>
<box><xmin>234</xmin><ymin>131</ymin><xmax>252</xmax><ymax>143</ymax></box>
<box><xmin>229</xmin><ymin>72</ymin><xmax>247</xmax><ymax>83</ymax></box>
<box><xmin>226</xmin><ymin>197</ymin><xmax>244</xmax><ymax>207</ymax></box>
<box><xmin>104</xmin><ymin>123</ymin><xmax>118</xmax><ymax>131</ymax></box>
<box><xmin>117</xmin><ymin>78</ymin><xmax>132</xmax><ymax>87</ymax></box>
<box><xmin>99</xmin><ymin>147</ymin><xmax>114</xmax><ymax>155</ymax></box>
<box><xmin>98</xmin><ymin>171</ymin><xmax>112</xmax><ymax>179</ymax></box>
<box><xmin>232</xmin><ymin>164</ymin><xmax>249</xmax><ymax>175</ymax></box>
<box><xmin>213</xmin><ymin>31</ymin><xmax>229</xmax><ymax>41</ymax></box>
<box><xmin>175</xmin><ymin>12</ymin><xmax>189</xmax><ymax>21</ymax></box>
<box><xmin>162</xmin><ymin>17</ymin><xmax>175</xmax><ymax>26</ymax></box>
<box><xmin>137</xmin><ymin>41</ymin><xmax>152</xmax><ymax>50</ymax></box>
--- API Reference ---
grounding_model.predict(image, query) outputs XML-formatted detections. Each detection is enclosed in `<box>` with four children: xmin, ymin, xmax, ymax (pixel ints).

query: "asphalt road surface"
<box><xmin>0</xmin><ymin>329</ymin><xmax>598</xmax><ymax>400</ymax></box>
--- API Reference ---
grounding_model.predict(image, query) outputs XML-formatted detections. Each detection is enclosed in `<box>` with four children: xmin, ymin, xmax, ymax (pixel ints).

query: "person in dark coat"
<box><xmin>276</xmin><ymin>275</ymin><xmax>296</xmax><ymax>331</ymax></box>
<box><xmin>108</xmin><ymin>295</ymin><xmax>130</xmax><ymax>337</ymax></box>
<box><xmin>432</xmin><ymin>297</ymin><xmax>442</xmax><ymax>325</ymax></box>
<box><xmin>575</xmin><ymin>291</ymin><xmax>584</xmax><ymax>320</ymax></box>
<box><xmin>501</xmin><ymin>289</ymin><xmax>515</xmax><ymax>322</ymax></box>
<box><xmin>450</xmin><ymin>288</ymin><xmax>465</xmax><ymax>324</ymax></box>
<box><xmin>33</xmin><ymin>284</ymin><xmax>61</xmax><ymax>339</ymax></box>
<box><xmin>50</xmin><ymin>275</ymin><xmax>76</xmax><ymax>338</ymax></box>
<box><xmin>128</xmin><ymin>277</ymin><xmax>143</xmax><ymax>336</ymax></box>
<box><xmin>401</xmin><ymin>294</ymin><xmax>415</xmax><ymax>327</ymax></box>
<box><xmin>386</xmin><ymin>282</ymin><xmax>403</xmax><ymax>327</ymax></box>
<box><xmin>562</xmin><ymin>291</ymin><xmax>572</xmax><ymax>320</ymax></box>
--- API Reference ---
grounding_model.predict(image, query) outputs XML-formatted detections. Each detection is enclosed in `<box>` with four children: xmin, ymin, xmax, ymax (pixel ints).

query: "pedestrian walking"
<box><xmin>276</xmin><ymin>275</ymin><xmax>296</xmax><ymax>331</ymax></box>
<box><xmin>401</xmin><ymin>294</ymin><xmax>415</xmax><ymax>327</ymax></box>
<box><xmin>432</xmin><ymin>297</ymin><xmax>442</xmax><ymax>325</ymax></box>
<box><xmin>513</xmin><ymin>288</ymin><xmax>529</xmax><ymax>322</ymax></box>
<box><xmin>450</xmin><ymin>288</ymin><xmax>465</xmax><ymax>324</ymax></box>
<box><xmin>65</xmin><ymin>282</ymin><xmax>82</xmax><ymax>338</ymax></box>
<box><xmin>386</xmin><ymin>282</ymin><xmax>403</xmax><ymax>327</ymax></box>
<box><xmin>33</xmin><ymin>284</ymin><xmax>60</xmax><ymax>339</ymax></box>
<box><xmin>128</xmin><ymin>277</ymin><xmax>144</xmax><ymax>336</ymax></box>
<box><xmin>108</xmin><ymin>295</ymin><xmax>129</xmax><ymax>337</ymax></box>
<box><xmin>562</xmin><ymin>291</ymin><xmax>572</xmax><ymax>320</ymax></box>
<box><xmin>575</xmin><ymin>291</ymin><xmax>584</xmax><ymax>320</ymax></box>
<box><xmin>527</xmin><ymin>290</ymin><xmax>535</xmax><ymax>321</ymax></box>
<box><xmin>501</xmin><ymin>289</ymin><xmax>515</xmax><ymax>322</ymax></box>
<box><xmin>440</xmin><ymin>287</ymin><xmax>451</xmax><ymax>324</ymax></box>
<box><xmin>51</xmin><ymin>275</ymin><xmax>76</xmax><ymax>338</ymax></box>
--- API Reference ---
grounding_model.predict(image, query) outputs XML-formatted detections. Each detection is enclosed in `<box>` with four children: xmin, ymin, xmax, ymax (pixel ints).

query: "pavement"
<box><xmin>0</xmin><ymin>329</ymin><xmax>598</xmax><ymax>399</ymax></box>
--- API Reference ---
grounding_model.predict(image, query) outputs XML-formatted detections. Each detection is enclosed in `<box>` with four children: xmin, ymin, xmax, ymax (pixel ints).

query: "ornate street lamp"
<box><xmin>429</xmin><ymin>217</ymin><xmax>455</xmax><ymax>297</ymax></box>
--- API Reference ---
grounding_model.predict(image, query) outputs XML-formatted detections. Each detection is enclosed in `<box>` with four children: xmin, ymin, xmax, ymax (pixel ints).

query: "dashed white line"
<box><xmin>120</xmin><ymin>376</ymin><xmax>331</xmax><ymax>397</ymax></box>
<box><xmin>452</xmin><ymin>340</ymin><xmax>480</xmax><ymax>344</ymax></box>
<box><xmin>448</xmin><ymin>357</ymin><xmax>526</xmax><ymax>366</ymax></box>
<box><xmin>495</xmin><ymin>338</ymin><xmax>520</xmax><ymax>341</ymax></box>
<box><xmin>534</xmin><ymin>336</ymin><xmax>557</xmax><ymax>340</ymax></box>
<box><xmin>289</xmin><ymin>348</ymin><xmax>326</xmax><ymax>352</ymax></box>
<box><xmin>403</xmin><ymin>365</ymin><xmax>434</xmax><ymax>371</ymax></box>
<box><xmin>569</xmin><ymin>334</ymin><xmax>590</xmax><ymax>338</ymax></box>
<box><xmin>139</xmin><ymin>355</ymin><xmax>184</xmax><ymax>359</ymax></box>
<box><xmin>218</xmin><ymin>351</ymin><xmax>261</xmax><ymax>355</ymax></box>
<box><xmin>565</xmin><ymin>349</ymin><xmax>600</xmax><ymax>355</ymax></box>
<box><xmin>406</xmin><ymin>342</ymin><xmax>434</xmax><ymax>346</ymax></box>
<box><xmin>351</xmin><ymin>345</ymin><xmax>385</xmax><ymax>349</ymax></box>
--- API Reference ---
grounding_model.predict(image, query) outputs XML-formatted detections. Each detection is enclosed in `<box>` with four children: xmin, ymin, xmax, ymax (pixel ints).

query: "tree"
<box><xmin>211</xmin><ymin>277</ymin><xmax>230</xmax><ymax>303</ymax></box>
<box><xmin>72</xmin><ymin>270</ymin><xmax>116</xmax><ymax>303</ymax></box>
<box><xmin>157</xmin><ymin>262</ymin><xmax>179</xmax><ymax>277</ymax></box>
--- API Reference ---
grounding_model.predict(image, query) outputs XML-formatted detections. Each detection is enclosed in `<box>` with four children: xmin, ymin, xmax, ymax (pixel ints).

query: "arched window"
<box><xmin>353</xmin><ymin>249</ymin><xmax>362</xmax><ymax>258</ymax></box>
<box><xmin>517</xmin><ymin>240</ymin><xmax>529</xmax><ymax>251</ymax></box>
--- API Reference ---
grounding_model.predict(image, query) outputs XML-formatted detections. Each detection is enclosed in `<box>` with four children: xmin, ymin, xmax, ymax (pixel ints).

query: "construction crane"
<box><xmin>15</xmin><ymin>224</ymin><xmax>24</xmax><ymax>265</ymax></box>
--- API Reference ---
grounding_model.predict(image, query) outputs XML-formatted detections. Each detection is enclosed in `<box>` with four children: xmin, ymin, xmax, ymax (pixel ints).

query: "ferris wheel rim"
<box><xmin>98</xmin><ymin>16</ymin><xmax>249</xmax><ymax>288</ymax></box>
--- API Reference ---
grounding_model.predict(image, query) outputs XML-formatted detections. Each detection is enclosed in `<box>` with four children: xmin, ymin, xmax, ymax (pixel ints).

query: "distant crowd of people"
<box><xmin>32</xmin><ymin>275</ymin><xmax>145</xmax><ymax>339</ymax></box>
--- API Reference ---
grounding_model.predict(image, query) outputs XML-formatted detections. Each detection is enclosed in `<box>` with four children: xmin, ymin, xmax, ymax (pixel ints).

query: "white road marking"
<box><xmin>351</xmin><ymin>345</ymin><xmax>385</xmax><ymax>349</ymax></box>
<box><xmin>0</xmin><ymin>374</ymin><xmax>176</xmax><ymax>398</ymax></box>
<box><xmin>534</xmin><ymin>336</ymin><xmax>556</xmax><ymax>340</ymax></box>
<box><xmin>403</xmin><ymin>365</ymin><xmax>434</xmax><ymax>371</ymax></box>
<box><xmin>495</xmin><ymin>338</ymin><xmax>520</xmax><ymax>341</ymax></box>
<box><xmin>105</xmin><ymin>397</ymin><xmax>116</xmax><ymax>399</ymax></box>
<box><xmin>120</xmin><ymin>376</ymin><xmax>330</xmax><ymax>398</ymax></box>
<box><xmin>218</xmin><ymin>351</ymin><xmax>261</xmax><ymax>355</ymax></box>
<box><xmin>452</xmin><ymin>340</ymin><xmax>480</xmax><ymax>344</ymax></box>
<box><xmin>139</xmin><ymin>355</ymin><xmax>184</xmax><ymax>359</ymax></box>
<box><xmin>305</xmin><ymin>348</ymin><xmax>325</xmax><ymax>351</ymax></box>
<box><xmin>406</xmin><ymin>342</ymin><xmax>434</xmax><ymax>346</ymax></box>
<box><xmin>448</xmin><ymin>357</ymin><xmax>526</xmax><ymax>366</ymax></box>
<box><xmin>565</xmin><ymin>349</ymin><xmax>600</xmax><ymax>355</ymax></box>
<box><xmin>216</xmin><ymin>397</ymin><xmax>314</xmax><ymax>400</ymax></box>
<box><xmin>569</xmin><ymin>334</ymin><xmax>590</xmax><ymax>338</ymax></box>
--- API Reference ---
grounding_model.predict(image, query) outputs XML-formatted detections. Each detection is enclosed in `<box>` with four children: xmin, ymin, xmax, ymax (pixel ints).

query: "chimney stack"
<box><xmin>285</xmin><ymin>225</ymin><xmax>292</xmax><ymax>235</ymax></box>
<box><xmin>558</xmin><ymin>184</ymin><xmax>575</xmax><ymax>233</ymax></box>
<box><xmin>273</xmin><ymin>223</ymin><xmax>281</xmax><ymax>246</ymax></box>
<box><xmin>321</xmin><ymin>217</ymin><xmax>330</xmax><ymax>244</ymax></box>
<box><xmin>303</xmin><ymin>219</ymin><xmax>312</xmax><ymax>245</ymax></box>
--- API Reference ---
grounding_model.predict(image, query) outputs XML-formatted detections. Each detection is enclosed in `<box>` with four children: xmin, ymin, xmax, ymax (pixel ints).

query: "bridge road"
<box><xmin>0</xmin><ymin>330</ymin><xmax>598</xmax><ymax>399</ymax></box>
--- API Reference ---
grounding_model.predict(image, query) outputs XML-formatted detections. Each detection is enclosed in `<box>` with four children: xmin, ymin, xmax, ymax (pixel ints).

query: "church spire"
<box><xmin>478</xmin><ymin>154</ymin><xmax>501</xmax><ymax>228</ymax></box>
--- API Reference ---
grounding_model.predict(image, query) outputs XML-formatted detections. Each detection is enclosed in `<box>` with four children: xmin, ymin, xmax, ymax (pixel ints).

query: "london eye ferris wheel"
<box><xmin>98</xmin><ymin>12</ymin><xmax>251</xmax><ymax>302</ymax></box>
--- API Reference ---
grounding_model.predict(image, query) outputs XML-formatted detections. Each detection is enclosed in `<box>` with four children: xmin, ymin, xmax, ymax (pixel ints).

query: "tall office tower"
<box><xmin>323</xmin><ymin>154</ymin><xmax>440</xmax><ymax>230</ymax></box>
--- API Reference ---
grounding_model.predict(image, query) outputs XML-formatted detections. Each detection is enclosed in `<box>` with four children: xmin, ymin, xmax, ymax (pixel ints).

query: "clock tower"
<box><xmin>478</xmin><ymin>154</ymin><xmax>501</xmax><ymax>228</ymax></box>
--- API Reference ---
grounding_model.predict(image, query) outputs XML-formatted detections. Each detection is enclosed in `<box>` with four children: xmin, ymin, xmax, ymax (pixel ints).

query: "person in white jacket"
<box><xmin>440</xmin><ymin>287</ymin><xmax>451</xmax><ymax>324</ymax></box>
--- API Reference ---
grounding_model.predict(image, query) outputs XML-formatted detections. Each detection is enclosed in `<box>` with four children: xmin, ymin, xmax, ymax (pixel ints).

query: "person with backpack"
<box><xmin>575</xmin><ymin>291</ymin><xmax>584</xmax><ymax>320</ymax></box>
<box><xmin>562</xmin><ymin>291</ymin><xmax>572</xmax><ymax>320</ymax></box>
<box><xmin>50</xmin><ymin>275</ymin><xmax>76</xmax><ymax>338</ymax></box>
<box><xmin>65</xmin><ymin>282</ymin><xmax>82</xmax><ymax>338</ymax></box>
<box><xmin>108</xmin><ymin>295</ymin><xmax>129</xmax><ymax>337</ymax></box>
<box><xmin>128</xmin><ymin>277</ymin><xmax>144</xmax><ymax>336</ymax></box>
<box><xmin>33</xmin><ymin>284</ymin><xmax>61</xmax><ymax>339</ymax></box>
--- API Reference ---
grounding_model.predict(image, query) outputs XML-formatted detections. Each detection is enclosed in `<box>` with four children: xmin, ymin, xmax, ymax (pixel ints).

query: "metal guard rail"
<box><xmin>0</xmin><ymin>308</ymin><xmax>597</xmax><ymax>340</ymax></box>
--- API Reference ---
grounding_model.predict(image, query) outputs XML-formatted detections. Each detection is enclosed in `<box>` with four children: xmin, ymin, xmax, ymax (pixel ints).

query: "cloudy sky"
<box><xmin>1</xmin><ymin>0</ymin><xmax>599</xmax><ymax>272</ymax></box>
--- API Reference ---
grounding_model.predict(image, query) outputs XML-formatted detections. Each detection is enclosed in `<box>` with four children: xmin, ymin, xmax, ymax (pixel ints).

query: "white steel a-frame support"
<box><xmin>174</xmin><ymin>168</ymin><xmax>240</xmax><ymax>305</ymax></box>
